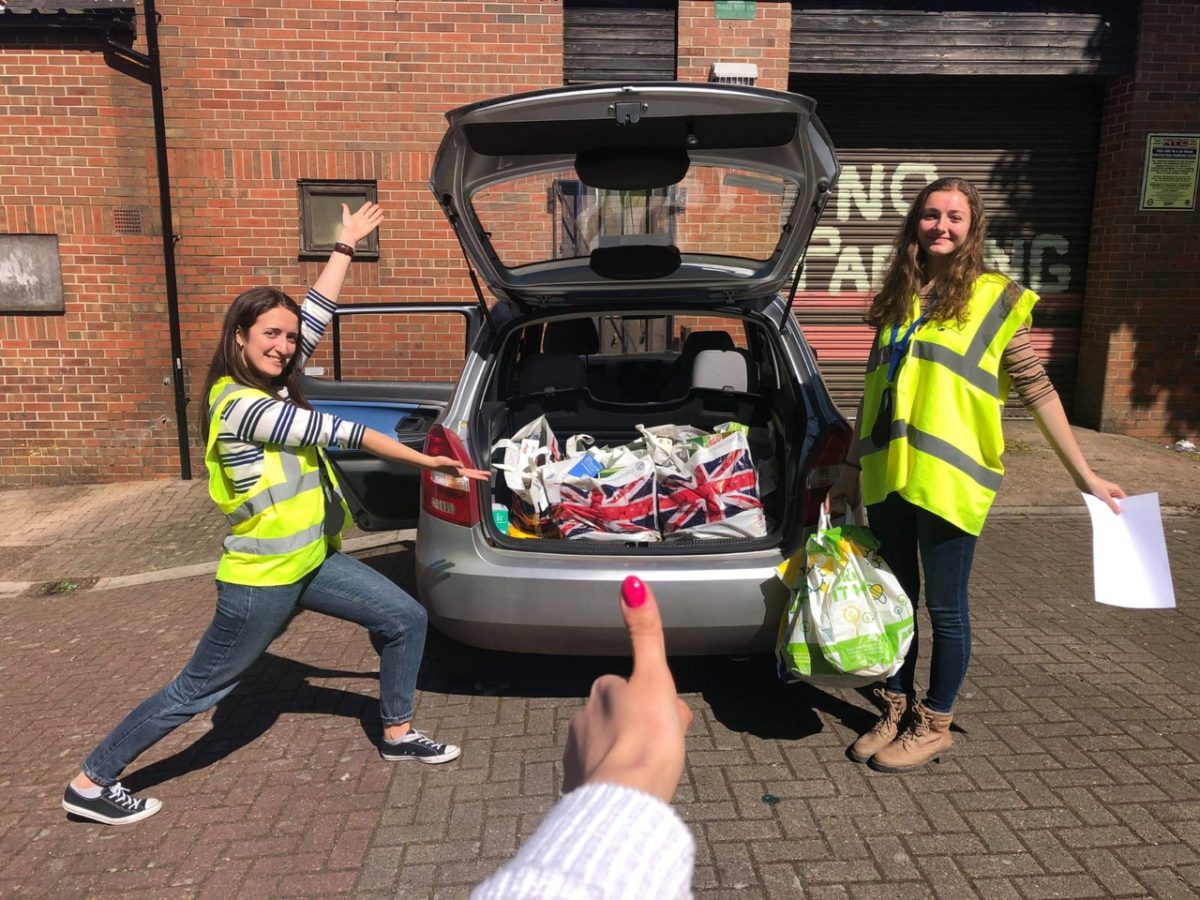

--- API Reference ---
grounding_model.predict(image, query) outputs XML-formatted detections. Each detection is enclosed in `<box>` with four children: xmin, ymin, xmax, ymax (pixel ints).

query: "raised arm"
<box><xmin>292</xmin><ymin>202</ymin><xmax>385</xmax><ymax>372</ymax></box>
<box><xmin>312</xmin><ymin>201</ymin><xmax>383</xmax><ymax>304</ymax></box>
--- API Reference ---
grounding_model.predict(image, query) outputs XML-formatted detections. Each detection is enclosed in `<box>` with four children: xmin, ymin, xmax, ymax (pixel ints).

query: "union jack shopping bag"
<box><xmin>649</xmin><ymin>423</ymin><xmax>767</xmax><ymax>540</ymax></box>
<box><xmin>551</xmin><ymin>449</ymin><xmax>661</xmax><ymax>542</ymax></box>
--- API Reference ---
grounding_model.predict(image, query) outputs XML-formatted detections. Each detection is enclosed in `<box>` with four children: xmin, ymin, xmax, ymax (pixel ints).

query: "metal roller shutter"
<box><xmin>789</xmin><ymin>74</ymin><xmax>1104</xmax><ymax>418</ymax></box>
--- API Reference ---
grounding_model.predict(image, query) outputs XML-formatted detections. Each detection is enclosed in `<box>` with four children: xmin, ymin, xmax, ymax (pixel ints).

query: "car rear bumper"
<box><xmin>415</xmin><ymin>514</ymin><xmax>793</xmax><ymax>655</ymax></box>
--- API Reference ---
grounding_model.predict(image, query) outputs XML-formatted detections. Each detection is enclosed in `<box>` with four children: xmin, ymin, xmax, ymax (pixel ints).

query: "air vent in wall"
<box><xmin>112</xmin><ymin>207</ymin><xmax>143</xmax><ymax>235</ymax></box>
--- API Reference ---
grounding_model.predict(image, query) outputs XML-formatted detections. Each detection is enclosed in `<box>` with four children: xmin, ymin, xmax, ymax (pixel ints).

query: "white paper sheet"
<box><xmin>1083</xmin><ymin>492</ymin><xmax>1176</xmax><ymax>609</ymax></box>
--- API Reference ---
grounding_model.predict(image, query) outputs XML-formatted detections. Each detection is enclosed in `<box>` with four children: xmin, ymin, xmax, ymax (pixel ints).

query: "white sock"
<box><xmin>73</xmin><ymin>784</ymin><xmax>103</xmax><ymax>799</ymax></box>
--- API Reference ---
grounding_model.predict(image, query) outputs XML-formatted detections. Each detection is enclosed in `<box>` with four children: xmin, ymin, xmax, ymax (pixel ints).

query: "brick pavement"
<box><xmin>0</xmin><ymin>479</ymin><xmax>400</xmax><ymax>594</ymax></box>
<box><xmin>0</xmin><ymin>479</ymin><xmax>224</xmax><ymax>585</ymax></box>
<box><xmin>1</xmin><ymin>516</ymin><xmax>1198</xmax><ymax>899</ymax></box>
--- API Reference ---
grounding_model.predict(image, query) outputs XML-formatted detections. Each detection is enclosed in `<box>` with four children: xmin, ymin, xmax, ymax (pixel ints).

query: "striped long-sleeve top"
<box><xmin>213</xmin><ymin>287</ymin><xmax>366</xmax><ymax>493</ymax></box>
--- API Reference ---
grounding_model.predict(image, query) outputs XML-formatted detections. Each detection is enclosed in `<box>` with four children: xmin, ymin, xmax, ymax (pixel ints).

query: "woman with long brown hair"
<box><xmin>63</xmin><ymin>202</ymin><xmax>488</xmax><ymax>825</ymax></box>
<box><xmin>830</xmin><ymin>177</ymin><xmax>1124</xmax><ymax>773</ymax></box>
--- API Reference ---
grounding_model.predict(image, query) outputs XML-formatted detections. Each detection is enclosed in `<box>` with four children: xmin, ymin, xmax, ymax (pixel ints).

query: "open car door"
<box><xmin>301</xmin><ymin>302</ymin><xmax>480</xmax><ymax>531</ymax></box>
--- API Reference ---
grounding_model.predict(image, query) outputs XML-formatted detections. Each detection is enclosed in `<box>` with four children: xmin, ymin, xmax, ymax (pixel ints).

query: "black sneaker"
<box><xmin>62</xmin><ymin>782</ymin><xmax>162</xmax><ymax>825</ymax></box>
<box><xmin>380</xmin><ymin>729</ymin><xmax>461</xmax><ymax>764</ymax></box>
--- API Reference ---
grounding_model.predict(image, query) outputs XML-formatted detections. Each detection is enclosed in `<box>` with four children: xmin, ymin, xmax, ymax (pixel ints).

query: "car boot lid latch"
<box><xmin>610</xmin><ymin>101</ymin><xmax>646</xmax><ymax>126</ymax></box>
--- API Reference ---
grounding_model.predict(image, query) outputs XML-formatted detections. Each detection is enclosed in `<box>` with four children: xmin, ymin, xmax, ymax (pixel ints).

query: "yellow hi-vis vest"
<box><xmin>858</xmin><ymin>273</ymin><xmax>1038</xmax><ymax>536</ymax></box>
<box><xmin>205</xmin><ymin>377</ymin><xmax>351</xmax><ymax>586</ymax></box>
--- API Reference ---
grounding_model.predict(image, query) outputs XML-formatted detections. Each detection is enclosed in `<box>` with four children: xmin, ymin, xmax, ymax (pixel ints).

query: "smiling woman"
<box><xmin>61</xmin><ymin>201</ymin><xmax>490</xmax><ymax>827</ymax></box>
<box><xmin>238</xmin><ymin>305</ymin><xmax>299</xmax><ymax>377</ymax></box>
<box><xmin>828</xmin><ymin>176</ymin><xmax>1125</xmax><ymax>775</ymax></box>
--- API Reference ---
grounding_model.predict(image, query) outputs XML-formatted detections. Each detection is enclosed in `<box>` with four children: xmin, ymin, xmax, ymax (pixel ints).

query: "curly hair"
<box><xmin>866</xmin><ymin>177</ymin><xmax>992</xmax><ymax>329</ymax></box>
<box><xmin>198</xmin><ymin>286</ymin><xmax>311</xmax><ymax>441</ymax></box>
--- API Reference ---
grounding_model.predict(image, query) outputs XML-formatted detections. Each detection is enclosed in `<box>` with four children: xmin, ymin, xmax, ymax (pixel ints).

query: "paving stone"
<box><xmin>972</xmin><ymin>878</ymin><xmax>1024</xmax><ymax>900</ymax></box>
<box><xmin>1073</xmin><ymin>847</ymin><xmax>1147</xmax><ymax>897</ymax></box>
<box><xmin>1011</xmin><ymin>874</ymin><xmax>1107</xmax><ymax>899</ymax></box>
<box><xmin>912</xmin><ymin>855</ymin><xmax>978</xmax><ymax>899</ymax></box>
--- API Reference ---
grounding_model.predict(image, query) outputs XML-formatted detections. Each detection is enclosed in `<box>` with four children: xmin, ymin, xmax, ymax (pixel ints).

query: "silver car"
<box><xmin>309</xmin><ymin>83</ymin><xmax>849</xmax><ymax>655</ymax></box>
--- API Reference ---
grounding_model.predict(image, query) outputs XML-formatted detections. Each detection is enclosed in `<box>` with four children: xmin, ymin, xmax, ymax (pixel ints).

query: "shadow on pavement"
<box><xmin>119</xmin><ymin>621</ymin><xmax>882</xmax><ymax>793</ymax></box>
<box><xmin>122</xmin><ymin>652</ymin><xmax>382</xmax><ymax>793</ymax></box>
<box><xmin>362</xmin><ymin>547</ymin><xmax>876</xmax><ymax>740</ymax></box>
<box><xmin>418</xmin><ymin>627</ymin><xmax>876</xmax><ymax>742</ymax></box>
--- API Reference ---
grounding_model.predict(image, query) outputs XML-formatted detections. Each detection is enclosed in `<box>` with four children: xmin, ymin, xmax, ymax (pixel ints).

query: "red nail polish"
<box><xmin>621</xmin><ymin>575</ymin><xmax>646</xmax><ymax>608</ymax></box>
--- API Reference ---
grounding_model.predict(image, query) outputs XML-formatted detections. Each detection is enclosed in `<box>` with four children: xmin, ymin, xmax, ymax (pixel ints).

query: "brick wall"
<box><xmin>0</xmin><ymin>30</ymin><xmax>176</xmax><ymax>484</ymax></box>
<box><xmin>5</xmin><ymin>1</ymin><xmax>1194</xmax><ymax>487</ymax></box>
<box><xmin>1</xmin><ymin>2</ymin><xmax>564</xmax><ymax>485</ymax></box>
<box><xmin>164</xmin><ymin>1</ymin><xmax>564</xmax><ymax>476</ymax></box>
<box><xmin>677</xmin><ymin>0</ymin><xmax>792</xmax><ymax>90</ymax></box>
<box><xmin>1076</xmin><ymin>0</ymin><xmax>1200</xmax><ymax>442</ymax></box>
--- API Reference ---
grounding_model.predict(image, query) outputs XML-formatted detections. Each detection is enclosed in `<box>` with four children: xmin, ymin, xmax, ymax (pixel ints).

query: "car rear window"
<box><xmin>472</xmin><ymin>164</ymin><xmax>796</xmax><ymax>269</ymax></box>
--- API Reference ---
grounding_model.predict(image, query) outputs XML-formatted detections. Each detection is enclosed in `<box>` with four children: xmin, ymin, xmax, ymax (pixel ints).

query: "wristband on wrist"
<box><xmin>332</xmin><ymin>242</ymin><xmax>355</xmax><ymax>258</ymax></box>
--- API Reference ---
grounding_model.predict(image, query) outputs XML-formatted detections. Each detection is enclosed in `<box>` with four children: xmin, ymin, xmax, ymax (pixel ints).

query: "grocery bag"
<box><xmin>775</xmin><ymin>506</ymin><xmax>914</xmax><ymax>684</ymax></box>
<box><xmin>491</xmin><ymin>415</ymin><xmax>561</xmax><ymax>537</ymax></box>
<box><xmin>552</xmin><ymin>451</ymin><xmax>660</xmax><ymax>542</ymax></box>
<box><xmin>648</xmin><ymin>422</ymin><xmax>767</xmax><ymax>540</ymax></box>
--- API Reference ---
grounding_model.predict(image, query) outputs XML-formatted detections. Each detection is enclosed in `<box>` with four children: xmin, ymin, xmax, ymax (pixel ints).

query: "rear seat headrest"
<box><xmin>680</xmin><ymin>330</ymin><xmax>735</xmax><ymax>359</ymax></box>
<box><xmin>543</xmin><ymin>318</ymin><xmax>600</xmax><ymax>355</ymax></box>
<box><xmin>518</xmin><ymin>352</ymin><xmax>588</xmax><ymax>394</ymax></box>
<box><xmin>692</xmin><ymin>349</ymin><xmax>752</xmax><ymax>393</ymax></box>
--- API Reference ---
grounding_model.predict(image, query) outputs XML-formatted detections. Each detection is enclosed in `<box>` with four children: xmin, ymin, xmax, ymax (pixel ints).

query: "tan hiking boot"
<box><xmin>847</xmin><ymin>688</ymin><xmax>907</xmax><ymax>763</ymax></box>
<box><xmin>868</xmin><ymin>701</ymin><xmax>953</xmax><ymax>773</ymax></box>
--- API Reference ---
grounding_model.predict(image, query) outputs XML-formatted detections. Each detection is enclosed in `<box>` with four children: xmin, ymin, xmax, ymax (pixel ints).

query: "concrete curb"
<box><xmin>988</xmin><ymin>505</ymin><xmax>1197</xmax><ymax>517</ymax></box>
<box><xmin>3</xmin><ymin>505</ymin><xmax>1195</xmax><ymax>599</ymax></box>
<box><xmin>0</xmin><ymin>530</ymin><xmax>416</xmax><ymax>599</ymax></box>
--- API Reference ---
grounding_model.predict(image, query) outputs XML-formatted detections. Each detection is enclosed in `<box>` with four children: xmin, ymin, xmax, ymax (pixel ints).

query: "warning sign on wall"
<box><xmin>1140</xmin><ymin>133</ymin><xmax>1199</xmax><ymax>211</ymax></box>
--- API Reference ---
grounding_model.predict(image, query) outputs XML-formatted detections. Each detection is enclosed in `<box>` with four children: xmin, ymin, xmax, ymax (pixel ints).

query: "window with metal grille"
<box><xmin>549</xmin><ymin>179</ymin><xmax>685</xmax><ymax>260</ymax></box>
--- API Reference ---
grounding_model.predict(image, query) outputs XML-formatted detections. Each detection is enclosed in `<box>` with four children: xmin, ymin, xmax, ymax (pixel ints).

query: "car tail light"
<box><xmin>802</xmin><ymin>421</ymin><xmax>853</xmax><ymax>526</ymax></box>
<box><xmin>421</xmin><ymin>424</ymin><xmax>481</xmax><ymax>527</ymax></box>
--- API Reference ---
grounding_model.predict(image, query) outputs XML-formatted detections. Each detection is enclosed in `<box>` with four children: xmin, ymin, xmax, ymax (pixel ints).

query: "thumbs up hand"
<box><xmin>561</xmin><ymin>576</ymin><xmax>693</xmax><ymax>803</ymax></box>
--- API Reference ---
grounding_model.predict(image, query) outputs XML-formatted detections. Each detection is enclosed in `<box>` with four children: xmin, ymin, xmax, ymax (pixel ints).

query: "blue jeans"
<box><xmin>867</xmin><ymin>493</ymin><xmax>977</xmax><ymax>715</ymax></box>
<box><xmin>83</xmin><ymin>551</ymin><xmax>427</xmax><ymax>787</ymax></box>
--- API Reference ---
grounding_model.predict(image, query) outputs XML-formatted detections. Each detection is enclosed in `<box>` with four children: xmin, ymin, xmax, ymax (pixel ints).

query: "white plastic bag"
<box><xmin>785</xmin><ymin>506</ymin><xmax>914</xmax><ymax>679</ymax></box>
<box><xmin>491</xmin><ymin>415</ymin><xmax>560</xmax><ymax>536</ymax></box>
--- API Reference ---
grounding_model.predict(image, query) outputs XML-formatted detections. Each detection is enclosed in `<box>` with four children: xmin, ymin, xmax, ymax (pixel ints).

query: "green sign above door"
<box><xmin>714</xmin><ymin>1</ymin><xmax>756</xmax><ymax>20</ymax></box>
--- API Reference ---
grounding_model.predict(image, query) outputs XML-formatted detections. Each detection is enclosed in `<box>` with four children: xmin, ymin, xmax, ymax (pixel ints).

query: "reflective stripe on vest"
<box><xmin>858</xmin><ymin>275</ymin><xmax>1036</xmax><ymax>535</ymax></box>
<box><xmin>864</xmin><ymin>418</ymin><xmax>1004</xmax><ymax>493</ymax></box>
<box><xmin>205</xmin><ymin>377</ymin><xmax>347</xmax><ymax>586</ymax></box>
<box><xmin>224</xmin><ymin>520</ymin><xmax>328</xmax><ymax>556</ymax></box>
